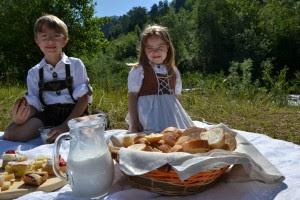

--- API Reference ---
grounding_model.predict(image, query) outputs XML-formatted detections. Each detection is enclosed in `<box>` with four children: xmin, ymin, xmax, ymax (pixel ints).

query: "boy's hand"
<box><xmin>12</xmin><ymin>97</ymin><xmax>31</xmax><ymax>125</ymax></box>
<box><xmin>46</xmin><ymin>124</ymin><xmax>69</xmax><ymax>143</ymax></box>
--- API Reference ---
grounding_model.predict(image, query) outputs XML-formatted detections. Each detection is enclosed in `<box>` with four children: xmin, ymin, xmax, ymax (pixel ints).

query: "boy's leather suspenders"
<box><xmin>38</xmin><ymin>64</ymin><xmax>76</xmax><ymax>106</ymax></box>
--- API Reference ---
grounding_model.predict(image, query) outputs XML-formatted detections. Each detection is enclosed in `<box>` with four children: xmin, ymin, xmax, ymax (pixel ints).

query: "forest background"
<box><xmin>0</xmin><ymin>0</ymin><xmax>299</xmax><ymax>144</ymax></box>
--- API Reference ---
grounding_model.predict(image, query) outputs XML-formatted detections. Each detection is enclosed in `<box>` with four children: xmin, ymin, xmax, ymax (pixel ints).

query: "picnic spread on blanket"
<box><xmin>0</xmin><ymin>119</ymin><xmax>299</xmax><ymax>200</ymax></box>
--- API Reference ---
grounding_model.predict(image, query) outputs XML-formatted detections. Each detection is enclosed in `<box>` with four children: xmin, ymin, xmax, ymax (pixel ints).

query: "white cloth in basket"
<box><xmin>117</xmin><ymin>123</ymin><xmax>284</xmax><ymax>183</ymax></box>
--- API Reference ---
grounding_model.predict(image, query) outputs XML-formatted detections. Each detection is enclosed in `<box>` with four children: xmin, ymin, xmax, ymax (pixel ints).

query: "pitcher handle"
<box><xmin>53</xmin><ymin>133</ymin><xmax>71</xmax><ymax>181</ymax></box>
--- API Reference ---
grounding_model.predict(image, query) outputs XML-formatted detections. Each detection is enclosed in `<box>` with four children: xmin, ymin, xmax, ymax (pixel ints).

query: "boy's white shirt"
<box><xmin>25</xmin><ymin>53</ymin><xmax>92</xmax><ymax>111</ymax></box>
<box><xmin>127</xmin><ymin>64</ymin><xmax>182</xmax><ymax>95</ymax></box>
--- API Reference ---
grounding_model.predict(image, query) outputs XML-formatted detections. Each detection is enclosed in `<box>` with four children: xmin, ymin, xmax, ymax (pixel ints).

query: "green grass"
<box><xmin>0</xmin><ymin>85</ymin><xmax>299</xmax><ymax>145</ymax></box>
<box><xmin>181</xmin><ymin>90</ymin><xmax>300</xmax><ymax>144</ymax></box>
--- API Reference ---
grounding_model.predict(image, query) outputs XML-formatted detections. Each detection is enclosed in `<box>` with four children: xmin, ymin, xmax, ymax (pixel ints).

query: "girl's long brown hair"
<box><xmin>137</xmin><ymin>25</ymin><xmax>176</xmax><ymax>71</ymax></box>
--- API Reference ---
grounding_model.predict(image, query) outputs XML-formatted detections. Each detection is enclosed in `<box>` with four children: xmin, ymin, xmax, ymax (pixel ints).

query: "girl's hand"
<box><xmin>46</xmin><ymin>123</ymin><xmax>69</xmax><ymax>143</ymax></box>
<box><xmin>12</xmin><ymin>97</ymin><xmax>31</xmax><ymax>125</ymax></box>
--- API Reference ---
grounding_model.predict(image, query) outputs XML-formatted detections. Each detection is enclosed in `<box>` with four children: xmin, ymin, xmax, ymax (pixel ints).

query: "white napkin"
<box><xmin>116</xmin><ymin>124</ymin><xmax>284</xmax><ymax>183</ymax></box>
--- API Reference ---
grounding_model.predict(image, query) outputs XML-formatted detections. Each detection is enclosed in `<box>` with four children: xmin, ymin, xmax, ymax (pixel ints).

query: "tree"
<box><xmin>0</xmin><ymin>0</ymin><xmax>107</xmax><ymax>82</ymax></box>
<box><xmin>126</xmin><ymin>7</ymin><xmax>147</xmax><ymax>32</ymax></box>
<box><xmin>171</xmin><ymin>0</ymin><xmax>187</xmax><ymax>12</ymax></box>
<box><xmin>196</xmin><ymin>0</ymin><xmax>236</xmax><ymax>73</ymax></box>
<box><xmin>149</xmin><ymin>4</ymin><xmax>159</xmax><ymax>22</ymax></box>
<box><xmin>161</xmin><ymin>8</ymin><xmax>198</xmax><ymax>72</ymax></box>
<box><xmin>258</xmin><ymin>0</ymin><xmax>300</xmax><ymax>78</ymax></box>
<box><xmin>158</xmin><ymin>0</ymin><xmax>169</xmax><ymax>16</ymax></box>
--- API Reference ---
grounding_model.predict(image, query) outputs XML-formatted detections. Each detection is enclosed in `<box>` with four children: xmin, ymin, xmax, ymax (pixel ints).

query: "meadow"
<box><xmin>1</xmin><ymin>0</ymin><xmax>299</xmax><ymax>146</ymax></box>
<box><xmin>1</xmin><ymin>79</ymin><xmax>299</xmax><ymax>145</ymax></box>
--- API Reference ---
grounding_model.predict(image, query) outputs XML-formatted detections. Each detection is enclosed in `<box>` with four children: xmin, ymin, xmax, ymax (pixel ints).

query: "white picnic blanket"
<box><xmin>0</xmin><ymin>121</ymin><xmax>300</xmax><ymax>200</ymax></box>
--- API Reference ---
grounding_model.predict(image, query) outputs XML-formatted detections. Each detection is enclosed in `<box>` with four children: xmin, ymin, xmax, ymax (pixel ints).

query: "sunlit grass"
<box><xmin>0</xmin><ymin>84</ymin><xmax>299</xmax><ymax>144</ymax></box>
<box><xmin>181</xmin><ymin>89</ymin><xmax>300</xmax><ymax>144</ymax></box>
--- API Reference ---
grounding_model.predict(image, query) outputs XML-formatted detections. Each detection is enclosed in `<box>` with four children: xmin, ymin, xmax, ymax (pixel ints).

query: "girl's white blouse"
<box><xmin>127</xmin><ymin>64</ymin><xmax>182</xmax><ymax>95</ymax></box>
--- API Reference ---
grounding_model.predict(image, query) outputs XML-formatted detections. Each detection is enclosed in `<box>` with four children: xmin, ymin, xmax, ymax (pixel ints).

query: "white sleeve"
<box><xmin>174</xmin><ymin>68</ymin><xmax>182</xmax><ymax>95</ymax></box>
<box><xmin>128</xmin><ymin>66</ymin><xmax>144</xmax><ymax>93</ymax></box>
<box><xmin>72</xmin><ymin>59</ymin><xmax>91</xmax><ymax>100</ymax></box>
<box><xmin>25</xmin><ymin>69</ymin><xmax>43</xmax><ymax>111</ymax></box>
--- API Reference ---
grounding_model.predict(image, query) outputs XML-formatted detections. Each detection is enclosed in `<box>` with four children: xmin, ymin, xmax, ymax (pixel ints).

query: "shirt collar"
<box><xmin>154</xmin><ymin>64</ymin><xmax>165</xmax><ymax>69</ymax></box>
<box><xmin>37</xmin><ymin>53</ymin><xmax>70</xmax><ymax>69</ymax></box>
<box><xmin>148</xmin><ymin>61</ymin><xmax>164</xmax><ymax>68</ymax></box>
<box><xmin>60</xmin><ymin>53</ymin><xmax>71</xmax><ymax>65</ymax></box>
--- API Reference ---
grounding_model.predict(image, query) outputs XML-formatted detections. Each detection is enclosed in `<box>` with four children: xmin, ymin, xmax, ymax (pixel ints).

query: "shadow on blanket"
<box><xmin>0</xmin><ymin>133</ymin><xmax>43</xmax><ymax>155</ymax></box>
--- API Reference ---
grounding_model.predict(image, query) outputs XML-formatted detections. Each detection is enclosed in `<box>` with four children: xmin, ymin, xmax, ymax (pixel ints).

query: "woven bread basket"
<box><xmin>127</xmin><ymin>165</ymin><xmax>230</xmax><ymax>195</ymax></box>
<box><xmin>110</xmin><ymin>144</ymin><xmax>230</xmax><ymax>195</ymax></box>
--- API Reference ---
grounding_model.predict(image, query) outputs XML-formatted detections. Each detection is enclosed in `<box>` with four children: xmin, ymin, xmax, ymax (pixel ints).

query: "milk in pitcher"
<box><xmin>68</xmin><ymin>149</ymin><xmax>114</xmax><ymax>198</ymax></box>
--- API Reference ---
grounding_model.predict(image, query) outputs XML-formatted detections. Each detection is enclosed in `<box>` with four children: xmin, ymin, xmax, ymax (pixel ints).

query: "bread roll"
<box><xmin>158</xmin><ymin>144</ymin><xmax>172</xmax><ymax>153</ymax></box>
<box><xmin>152</xmin><ymin>147</ymin><xmax>162</xmax><ymax>152</ymax></box>
<box><xmin>223</xmin><ymin>131</ymin><xmax>237</xmax><ymax>151</ymax></box>
<box><xmin>162</xmin><ymin>129</ymin><xmax>181</xmax><ymax>146</ymax></box>
<box><xmin>182</xmin><ymin>126</ymin><xmax>207</xmax><ymax>139</ymax></box>
<box><xmin>134</xmin><ymin>137</ymin><xmax>150</xmax><ymax>145</ymax></box>
<box><xmin>127</xmin><ymin>144</ymin><xmax>147</xmax><ymax>151</ymax></box>
<box><xmin>175</xmin><ymin>136</ymin><xmax>191</xmax><ymax>145</ymax></box>
<box><xmin>123</xmin><ymin>135</ymin><xmax>136</xmax><ymax>147</ymax></box>
<box><xmin>1</xmin><ymin>181</ymin><xmax>10</xmax><ymax>191</ymax></box>
<box><xmin>145</xmin><ymin>133</ymin><xmax>163</xmax><ymax>143</ymax></box>
<box><xmin>182</xmin><ymin>139</ymin><xmax>209</xmax><ymax>153</ymax></box>
<box><xmin>201</xmin><ymin>128</ymin><xmax>225</xmax><ymax>149</ymax></box>
<box><xmin>144</xmin><ymin>145</ymin><xmax>154</xmax><ymax>152</ymax></box>
<box><xmin>133</xmin><ymin>134</ymin><xmax>146</xmax><ymax>143</ymax></box>
<box><xmin>161</xmin><ymin>127</ymin><xmax>180</xmax><ymax>134</ymax></box>
<box><xmin>169</xmin><ymin>144</ymin><xmax>183</xmax><ymax>152</ymax></box>
<box><xmin>2</xmin><ymin>173</ymin><xmax>15</xmax><ymax>182</ymax></box>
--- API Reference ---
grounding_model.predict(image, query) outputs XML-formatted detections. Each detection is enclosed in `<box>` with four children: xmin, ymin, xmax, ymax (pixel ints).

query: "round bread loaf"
<box><xmin>169</xmin><ymin>144</ymin><xmax>183</xmax><ymax>152</ymax></box>
<box><xmin>145</xmin><ymin>133</ymin><xmax>163</xmax><ymax>143</ymax></box>
<box><xmin>223</xmin><ymin>131</ymin><xmax>237</xmax><ymax>151</ymax></box>
<box><xmin>182</xmin><ymin>126</ymin><xmax>207</xmax><ymax>139</ymax></box>
<box><xmin>158</xmin><ymin>144</ymin><xmax>172</xmax><ymax>153</ymax></box>
<box><xmin>161</xmin><ymin>127</ymin><xmax>182</xmax><ymax>146</ymax></box>
<box><xmin>175</xmin><ymin>135</ymin><xmax>191</xmax><ymax>145</ymax></box>
<box><xmin>182</xmin><ymin>139</ymin><xmax>210</xmax><ymax>153</ymax></box>
<box><xmin>200</xmin><ymin>128</ymin><xmax>225</xmax><ymax>149</ymax></box>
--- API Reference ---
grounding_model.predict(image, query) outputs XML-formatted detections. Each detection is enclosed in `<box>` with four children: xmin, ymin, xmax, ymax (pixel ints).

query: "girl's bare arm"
<box><xmin>128</xmin><ymin>92</ymin><xmax>143</xmax><ymax>132</ymax></box>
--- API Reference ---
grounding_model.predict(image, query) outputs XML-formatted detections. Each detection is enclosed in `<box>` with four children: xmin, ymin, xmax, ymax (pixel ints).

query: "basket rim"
<box><xmin>125</xmin><ymin>165</ymin><xmax>230</xmax><ymax>195</ymax></box>
<box><xmin>126</xmin><ymin>165</ymin><xmax>230</xmax><ymax>185</ymax></box>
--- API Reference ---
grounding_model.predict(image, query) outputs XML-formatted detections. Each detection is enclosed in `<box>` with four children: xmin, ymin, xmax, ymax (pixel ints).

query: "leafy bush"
<box><xmin>224</xmin><ymin>59</ymin><xmax>258</xmax><ymax>98</ymax></box>
<box><xmin>261</xmin><ymin>60</ymin><xmax>290</xmax><ymax>105</ymax></box>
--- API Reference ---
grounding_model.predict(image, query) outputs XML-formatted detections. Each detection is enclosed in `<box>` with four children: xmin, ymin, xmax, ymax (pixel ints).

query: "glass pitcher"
<box><xmin>53</xmin><ymin>114</ymin><xmax>114</xmax><ymax>198</ymax></box>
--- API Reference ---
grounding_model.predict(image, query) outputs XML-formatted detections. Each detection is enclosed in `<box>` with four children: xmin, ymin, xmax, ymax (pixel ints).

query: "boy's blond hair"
<box><xmin>34</xmin><ymin>14</ymin><xmax>68</xmax><ymax>39</ymax></box>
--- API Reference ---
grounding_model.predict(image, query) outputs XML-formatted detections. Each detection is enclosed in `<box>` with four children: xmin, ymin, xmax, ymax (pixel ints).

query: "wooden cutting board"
<box><xmin>0</xmin><ymin>160</ymin><xmax>67</xmax><ymax>200</ymax></box>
